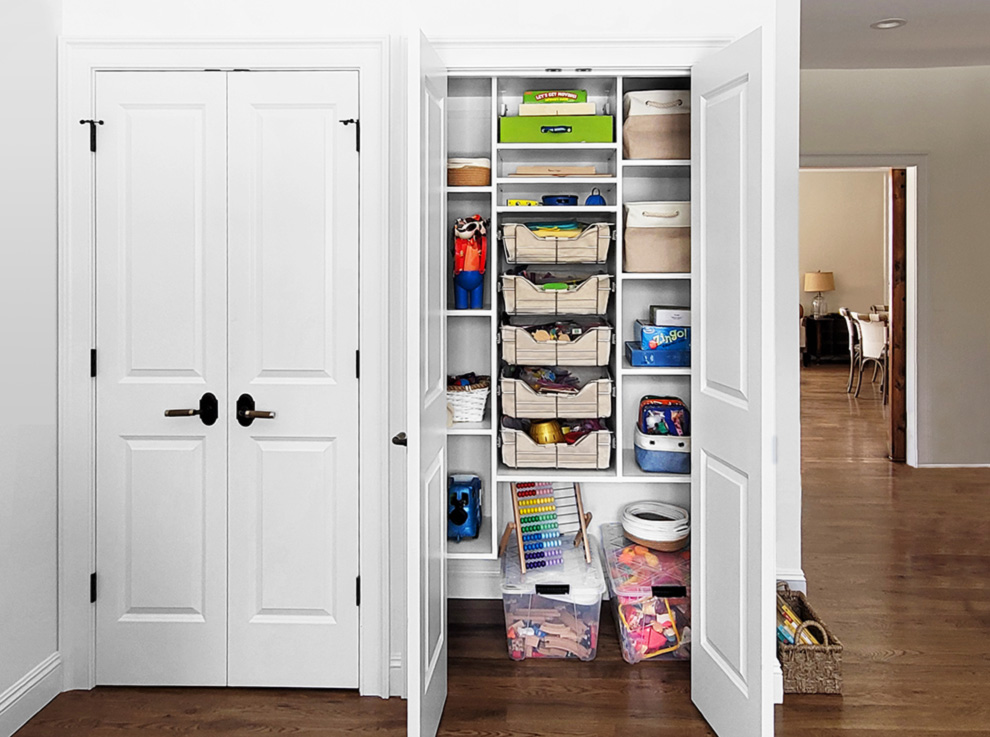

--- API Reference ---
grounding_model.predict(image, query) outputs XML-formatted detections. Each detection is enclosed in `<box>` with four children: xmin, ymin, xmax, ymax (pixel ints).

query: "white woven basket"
<box><xmin>446</xmin><ymin>377</ymin><xmax>491</xmax><ymax>423</ymax></box>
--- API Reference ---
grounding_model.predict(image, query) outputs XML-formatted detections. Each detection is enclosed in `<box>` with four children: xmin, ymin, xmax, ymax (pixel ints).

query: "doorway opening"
<box><xmin>798</xmin><ymin>160</ymin><xmax>920</xmax><ymax>464</ymax></box>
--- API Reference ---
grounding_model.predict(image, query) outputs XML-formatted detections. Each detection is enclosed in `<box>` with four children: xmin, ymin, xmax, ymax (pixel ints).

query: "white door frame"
<box><xmin>58</xmin><ymin>38</ymin><xmax>392</xmax><ymax>696</ymax></box>
<box><xmin>800</xmin><ymin>153</ymin><xmax>928</xmax><ymax>467</ymax></box>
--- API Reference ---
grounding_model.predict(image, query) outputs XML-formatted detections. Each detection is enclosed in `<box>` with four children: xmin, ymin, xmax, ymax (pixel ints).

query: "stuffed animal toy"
<box><xmin>452</xmin><ymin>215</ymin><xmax>488</xmax><ymax>309</ymax></box>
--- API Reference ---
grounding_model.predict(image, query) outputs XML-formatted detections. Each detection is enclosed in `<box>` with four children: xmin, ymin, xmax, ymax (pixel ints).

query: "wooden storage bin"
<box><xmin>500</xmin><ymin>368</ymin><xmax>613</xmax><ymax>419</ymax></box>
<box><xmin>501</xmin><ymin>273</ymin><xmax>611</xmax><ymax>315</ymax></box>
<box><xmin>502</xmin><ymin>223</ymin><xmax>611</xmax><ymax>264</ymax></box>
<box><xmin>500</xmin><ymin>426</ymin><xmax>612</xmax><ymax>469</ymax></box>
<box><xmin>500</xmin><ymin>322</ymin><xmax>613</xmax><ymax>366</ymax></box>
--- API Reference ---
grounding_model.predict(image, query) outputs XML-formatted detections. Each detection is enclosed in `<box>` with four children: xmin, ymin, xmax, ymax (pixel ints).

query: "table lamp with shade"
<box><xmin>804</xmin><ymin>271</ymin><xmax>835</xmax><ymax>318</ymax></box>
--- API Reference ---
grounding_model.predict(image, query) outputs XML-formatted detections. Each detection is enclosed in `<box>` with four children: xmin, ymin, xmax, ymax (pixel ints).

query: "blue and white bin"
<box><xmin>634</xmin><ymin>426</ymin><xmax>691</xmax><ymax>474</ymax></box>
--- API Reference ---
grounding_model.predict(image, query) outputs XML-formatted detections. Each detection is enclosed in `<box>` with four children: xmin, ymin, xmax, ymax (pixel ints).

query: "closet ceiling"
<box><xmin>802</xmin><ymin>0</ymin><xmax>990</xmax><ymax>69</ymax></box>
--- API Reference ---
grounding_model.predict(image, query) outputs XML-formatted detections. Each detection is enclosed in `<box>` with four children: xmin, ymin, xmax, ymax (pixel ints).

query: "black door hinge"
<box><xmin>90</xmin><ymin>348</ymin><xmax>97</xmax><ymax>378</ymax></box>
<box><xmin>339</xmin><ymin>118</ymin><xmax>360</xmax><ymax>152</ymax></box>
<box><xmin>355</xmin><ymin>349</ymin><xmax>360</xmax><ymax>380</ymax></box>
<box><xmin>79</xmin><ymin>119</ymin><xmax>104</xmax><ymax>153</ymax></box>
<box><xmin>356</xmin><ymin>576</ymin><xmax>361</xmax><ymax>606</ymax></box>
<box><xmin>90</xmin><ymin>572</ymin><xmax>97</xmax><ymax>603</ymax></box>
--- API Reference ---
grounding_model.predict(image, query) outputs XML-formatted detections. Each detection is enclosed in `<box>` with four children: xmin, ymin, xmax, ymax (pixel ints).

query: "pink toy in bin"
<box><xmin>600</xmin><ymin>522</ymin><xmax>691</xmax><ymax>663</ymax></box>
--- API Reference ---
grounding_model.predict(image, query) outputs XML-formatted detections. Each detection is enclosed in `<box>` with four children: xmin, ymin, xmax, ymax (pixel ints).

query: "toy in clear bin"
<box><xmin>452</xmin><ymin>215</ymin><xmax>488</xmax><ymax>309</ymax></box>
<box><xmin>600</xmin><ymin>522</ymin><xmax>691</xmax><ymax>663</ymax></box>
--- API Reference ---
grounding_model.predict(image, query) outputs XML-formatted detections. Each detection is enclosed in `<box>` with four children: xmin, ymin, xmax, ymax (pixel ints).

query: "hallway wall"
<box><xmin>0</xmin><ymin>0</ymin><xmax>63</xmax><ymax>733</ymax></box>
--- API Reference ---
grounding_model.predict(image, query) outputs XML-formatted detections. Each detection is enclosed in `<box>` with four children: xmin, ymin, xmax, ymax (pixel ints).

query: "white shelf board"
<box><xmin>620</xmin><ymin>358</ymin><xmax>692</xmax><ymax>376</ymax></box>
<box><xmin>496</xmin><ymin>205</ymin><xmax>618</xmax><ymax>214</ymax></box>
<box><xmin>621</xmin><ymin>159</ymin><xmax>691</xmax><ymax>167</ymax></box>
<box><xmin>446</xmin><ymin>515</ymin><xmax>497</xmax><ymax>560</ymax></box>
<box><xmin>497</xmin><ymin>142</ymin><xmax>619</xmax><ymax>151</ymax></box>
<box><xmin>620</xmin><ymin>449</ymin><xmax>693</xmax><ymax>482</ymax></box>
<box><xmin>447</xmin><ymin>420</ymin><xmax>494</xmax><ymax>436</ymax></box>
<box><xmin>496</xmin><ymin>465</ymin><xmax>617</xmax><ymax>483</ymax></box>
<box><xmin>496</xmin><ymin>177</ymin><xmax>617</xmax><ymax>185</ymax></box>
<box><xmin>445</xmin><ymin>308</ymin><xmax>494</xmax><ymax>318</ymax></box>
<box><xmin>620</xmin><ymin>271</ymin><xmax>691</xmax><ymax>280</ymax></box>
<box><xmin>446</xmin><ymin>185</ymin><xmax>493</xmax><ymax>194</ymax></box>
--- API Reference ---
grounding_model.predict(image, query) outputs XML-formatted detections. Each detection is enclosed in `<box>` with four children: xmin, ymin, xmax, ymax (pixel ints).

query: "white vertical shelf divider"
<box><xmin>488</xmin><ymin>75</ymin><xmax>500</xmax><ymax>556</ymax></box>
<box><xmin>615</xmin><ymin>76</ymin><xmax>626</xmax><ymax>472</ymax></box>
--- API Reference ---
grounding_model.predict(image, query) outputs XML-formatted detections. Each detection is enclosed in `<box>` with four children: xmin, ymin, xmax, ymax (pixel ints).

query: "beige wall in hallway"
<box><xmin>799</xmin><ymin>169</ymin><xmax>887</xmax><ymax>316</ymax></box>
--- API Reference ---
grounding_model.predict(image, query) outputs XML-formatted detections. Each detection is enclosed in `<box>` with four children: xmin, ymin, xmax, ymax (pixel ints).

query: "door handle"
<box><xmin>164</xmin><ymin>392</ymin><xmax>219</xmax><ymax>426</ymax></box>
<box><xmin>237</xmin><ymin>393</ymin><xmax>276</xmax><ymax>427</ymax></box>
<box><xmin>392</xmin><ymin>432</ymin><xmax>407</xmax><ymax>447</ymax></box>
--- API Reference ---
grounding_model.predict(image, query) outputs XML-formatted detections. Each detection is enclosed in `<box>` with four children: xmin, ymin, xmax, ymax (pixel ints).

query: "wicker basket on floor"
<box><xmin>446</xmin><ymin>376</ymin><xmax>491</xmax><ymax>423</ymax></box>
<box><xmin>777</xmin><ymin>583</ymin><xmax>843</xmax><ymax>694</ymax></box>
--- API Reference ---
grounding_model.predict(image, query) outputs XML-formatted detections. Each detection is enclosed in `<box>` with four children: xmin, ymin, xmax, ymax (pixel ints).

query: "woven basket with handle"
<box><xmin>446</xmin><ymin>376</ymin><xmax>491</xmax><ymax>423</ymax></box>
<box><xmin>777</xmin><ymin>582</ymin><xmax>843</xmax><ymax>694</ymax></box>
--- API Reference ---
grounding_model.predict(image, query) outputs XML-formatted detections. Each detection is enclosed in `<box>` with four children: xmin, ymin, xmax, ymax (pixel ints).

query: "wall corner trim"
<box><xmin>0</xmin><ymin>652</ymin><xmax>62</xmax><ymax>735</ymax></box>
<box><xmin>776</xmin><ymin>567</ymin><xmax>807</xmax><ymax>594</ymax></box>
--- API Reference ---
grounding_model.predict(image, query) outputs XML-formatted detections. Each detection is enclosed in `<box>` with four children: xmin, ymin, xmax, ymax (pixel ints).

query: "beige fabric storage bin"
<box><xmin>500</xmin><ymin>427</ymin><xmax>612</xmax><ymax>470</ymax></box>
<box><xmin>623</xmin><ymin>202</ymin><xmax>691</xmax><ymax>273</ymax></box>
<box><xmin>500</xmin><ymin>368</ymin><xmax>613</xmax><ymax>419</ymax></box>
<box><xmin>500</xmin><ymin>322</ymin><xmax>613</xmax><ymax>366</ymax></box>
<box><xmin>622</xmin><ymin>90</ymin><xmax>690</xmax><ymax>160</ymax></box>
<box><xmin>502</xmin><ymin>223</ymin><xmax>611</xmax><ymax>264</ymax></box>
<box><xmin>501</xmin><ymin>273</ymin><xmax>611</xmax><ymax>315</ymax></box>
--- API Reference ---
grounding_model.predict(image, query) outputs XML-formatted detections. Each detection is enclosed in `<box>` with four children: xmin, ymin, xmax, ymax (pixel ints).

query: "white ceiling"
<box><xmin>802</xmin><ymin>0</ymin><xmax>990</xmax><ymax>69</ymax></box>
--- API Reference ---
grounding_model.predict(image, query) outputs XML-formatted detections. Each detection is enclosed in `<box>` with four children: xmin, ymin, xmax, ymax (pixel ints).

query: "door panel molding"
<box><xmin>59</xmin><ymin>38</ymin><xmax>391</xmax><ymax>695</ymax></box>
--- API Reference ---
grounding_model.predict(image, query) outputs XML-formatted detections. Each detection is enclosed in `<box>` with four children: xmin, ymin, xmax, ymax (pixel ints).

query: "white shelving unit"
<box><xmin>444</xmin><ymin>73</ymin><xmax>695</xmax><ymax>579</ymax></box>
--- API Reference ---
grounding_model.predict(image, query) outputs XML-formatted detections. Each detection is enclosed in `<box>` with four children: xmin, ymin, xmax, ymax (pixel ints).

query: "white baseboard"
<box><xmin>776</xmin><ymin>568</ymin><xmax>807</xmax><ymax>594</ymax></box>
<box><xmin>917</xmin><ymin>463</ymin><xmax>990</xmax><ymax>468</ymax></box>
<box><xmin>448</xmin><ymin>566</ymin><xmax>501</xmax><ymax>600</ymax></box>
<box><xmin>773</xmin><ymin>660</ymin><xmax>784</xmax><ymax>704</ymax></box>
<box><xmin>388</xmin><ymin>653</ymin><xmax>405</xmax><ymax>699</ymax></box>
<box><xmin>0</xmin><ymin>652</ymin><xmax>62</xmax><ymax>736</ymax></box>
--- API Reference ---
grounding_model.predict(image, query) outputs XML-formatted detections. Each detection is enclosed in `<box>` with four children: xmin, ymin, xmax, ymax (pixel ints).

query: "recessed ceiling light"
<box><xmin>870</xmin><ymin>18</ymin><xmax>907</xmax><ymax>30</ymax></box>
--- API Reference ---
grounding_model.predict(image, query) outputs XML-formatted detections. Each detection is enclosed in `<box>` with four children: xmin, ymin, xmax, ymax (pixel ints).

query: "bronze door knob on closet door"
<box><xmin>236</xmin><ymin>393</ymin><xmax>276</xmax><ymax>427</ymax></box>
<box><xmin>164</xmin><ymin>392</ymin><xmax>219</xmax><ymax>426</ymax></box>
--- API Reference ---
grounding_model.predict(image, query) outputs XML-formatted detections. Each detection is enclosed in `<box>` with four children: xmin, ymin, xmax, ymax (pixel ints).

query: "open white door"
<box><xmin>406</xmin><ymin>31</ymin><xmax>449</xmax><ymax>737</ymax></box>
<box><xmin>691</xmin><ymin>29</ymin><xmax>776</xmax><ymax>737</ymax></box>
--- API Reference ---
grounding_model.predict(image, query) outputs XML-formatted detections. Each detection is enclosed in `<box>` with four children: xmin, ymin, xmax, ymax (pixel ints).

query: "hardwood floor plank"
<box><xmin>15</xmin><ymin>365</ymin><xmax>990</xmax><ymax>736</ymax></box>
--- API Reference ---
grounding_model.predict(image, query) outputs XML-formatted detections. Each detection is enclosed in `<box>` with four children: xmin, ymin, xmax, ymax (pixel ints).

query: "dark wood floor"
<box><xmin>16</xmin><ymin>365</ymin><xmax>990</xmax><ymax>736</ymax></box>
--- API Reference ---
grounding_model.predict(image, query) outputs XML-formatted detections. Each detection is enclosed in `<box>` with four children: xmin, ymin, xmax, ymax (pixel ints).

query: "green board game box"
<box><xmin>522</xmin><ymin>90</ymin><xmax>588</xmax><ymax>104</ymax></box>
<box><xmin>499</xmin><ymin>115</ymin><xmax>614</xmax><ymax>143</ymax></box>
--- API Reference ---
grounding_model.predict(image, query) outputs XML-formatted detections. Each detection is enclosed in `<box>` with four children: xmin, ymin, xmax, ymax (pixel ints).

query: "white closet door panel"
<box><xmin>95</xmin><ymin>70</ymin><xmax>228</xmax><ymax>686</ymax></box>
<box><xmin>691</xmin><ymin>29</ymin><xmax>776</xmax><ymax>737</ymax></box>
<box><xmin>406</xmin><ymin>32</ymin><xmax>449</xmax><ymax>737</ymax></box>
<box><xmin>226</xmin><ymin>71</ymin><xmax>360</xmax><ymax>688</ymax></box>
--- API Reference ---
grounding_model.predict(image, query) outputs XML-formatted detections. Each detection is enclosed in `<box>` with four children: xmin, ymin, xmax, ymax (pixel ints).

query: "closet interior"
<box><xmin>443</xmin><ymin>71</ymin><xmax>694</xmax><ymax>597</ymax></box>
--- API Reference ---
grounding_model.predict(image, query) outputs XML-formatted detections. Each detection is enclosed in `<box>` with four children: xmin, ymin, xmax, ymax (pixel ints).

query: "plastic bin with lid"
<box><xmin>599</xmin><ymin>522</ymin><xmax>691</xmax><ymax>663</ymax></box>
<box><xmin>500</xmin><ymin>532</ymin><xmax>605</xmax><ymax>661</ymax></box>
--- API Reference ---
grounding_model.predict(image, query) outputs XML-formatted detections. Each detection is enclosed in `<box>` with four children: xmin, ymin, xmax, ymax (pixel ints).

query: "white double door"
<box><xmin>94</xmin><ymin>70</ymin><xmax>360</xmax><ymax>688</ymax></box>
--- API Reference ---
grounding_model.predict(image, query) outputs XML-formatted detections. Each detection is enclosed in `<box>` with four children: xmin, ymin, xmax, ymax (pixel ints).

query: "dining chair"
<box><xmin>838</xmin><ymin>307</ymin><xmax>861</xmax><ymax>393</ymax></box>
<box><xmin>852</xmin><ymin>312</ymin><xmax>888</xmax><ymax>402</ymax></box>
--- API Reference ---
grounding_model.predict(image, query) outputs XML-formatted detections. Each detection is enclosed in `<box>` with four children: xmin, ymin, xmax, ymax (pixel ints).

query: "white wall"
<box><xmin>803</xmin><ymin>66</ymin><xmax>990</xmax><ymax>465</ymax></box>
<box><xmin>799</xmin><ymin>170</ymin><xmax>887</xmax><ymax>315</ymax></box>
<box><xmin>0</xmin><ymin>0</ymin><xmax>63</xmax><ymax>732</ymax></box>
<box><xmin>62</xmin><ymin>0</ymin><xmax>775</xmax><ymax>39</ymax></box>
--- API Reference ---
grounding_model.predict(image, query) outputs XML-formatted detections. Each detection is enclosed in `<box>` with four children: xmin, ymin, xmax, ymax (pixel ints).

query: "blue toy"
<box><xmin>584</xmin><ymin>187</ymin><xmax>606</xmax><ymax>206</ymax></box>
<box><xmin>448</xmin><ymin>474</ymin><xmax>482</xmax><ymax>541</ymax></box>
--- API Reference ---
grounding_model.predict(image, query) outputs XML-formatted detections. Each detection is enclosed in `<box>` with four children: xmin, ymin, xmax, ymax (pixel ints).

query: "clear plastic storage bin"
<box><xmin>600</xmin><ymin>523</ymin><xmax>691</xmax><ymax>663</ymax></box>
<box><xmin>501</xmin><ymin>533</ymin><xmax>605</xmax><ymax>661</ymax></box>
